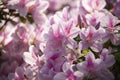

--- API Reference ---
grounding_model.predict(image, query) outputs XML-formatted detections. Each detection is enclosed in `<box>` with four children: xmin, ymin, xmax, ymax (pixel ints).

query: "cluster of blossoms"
<box><xmin>0</xmin><ymin>0</ymin><xmax>120</xmax><ymax>80</ymax></box>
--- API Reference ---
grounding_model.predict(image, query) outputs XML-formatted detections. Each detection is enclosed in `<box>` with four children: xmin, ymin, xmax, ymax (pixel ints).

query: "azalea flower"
<box><xmin>77</xmin><ymin>51</ymin><xmax>114</xmax><ymax>80</ymax></box>
<box><xmin>7</xmin><ymin>0</ymin><xmax>29</xmax><ymax>17</ymax></box>
<box><xmin>0</xmin><ymin>0</ymin><xmax>119</xmax><ymax>79</ymax></box>
<box><xmin>54</xmin><ymin>62</ymin><xmax>83</xmax><ymax>80</ymax></box>
<box><xmin>27</xmin><ymin>0</ymin><xmax>49</xmax><ymax>25</ymax></box>
<box><xmin>85</xmin><ymin>11</ymin><xmax>105</xmax><ymax>26</ymax></box>
<box><xmin>100</xmin><ymin>13</ymin><xmax>120</xmax><ymax>45</ymax></box>
<box><xmin>79</xmin><ymin>26</ymin><xmax>106</xmax><ymax>52</ymax></box>
<box><xmin>100</xmin><ymin>48</ymin><xmax>115</xmax><ymax>68</ymax></box>
<box><xmin>81</xmin><ymin>0</ymin><xmax>106</xmax><ymax>12</ymax></box>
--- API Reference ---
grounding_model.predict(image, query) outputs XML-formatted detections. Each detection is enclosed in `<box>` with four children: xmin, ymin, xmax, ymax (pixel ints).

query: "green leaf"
<box><xmin>27</xmin><ymin>14</ymin><xmax>34</xmax><ymax>24</ymax></box>
<box><xmin>74</xmin><ymin>35</ymin><xmax>81</xmax><ymax>43</ymax></box>
<box><xmin>80</xmin><ymin>49</ymin><xmax>90</xmax><ymax>57</ymax></box>
<box><xmin>20</xmin><ymin>16</ymin><xmax>26</xmax><ymax>23</ymax></box>
<box><xmin>114</xmin><ymin>52</ymin><xmax>120</xmax><ymax>61</ymax></box>
<box><xmin>103</xmin><ymin>40</ymin><xmax>112</xmax><ymax>48</ymax></box>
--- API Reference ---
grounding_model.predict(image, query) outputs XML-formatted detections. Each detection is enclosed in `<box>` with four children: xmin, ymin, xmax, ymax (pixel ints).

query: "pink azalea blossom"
<box><xmin>0</xmin><ymin>0</ymin><xmax>119</xmax><ymax>79</ymax></box>
<box><xmin>51</xmin><ymin>7</ymin><xmax>80</xmax><ymax>49</ymax></box>
<box><xmin>47</xmin><ymin>0</ymin><xmax>71</xmax><ymax>11</ymax></box>
<box><xmin>77</xmin><ymin>51</ymin><xmax>114</xmax><ymax>80</ymax></box>
<box><xmin>77</xmin><ymin>52</ymin><xmax>102</xmax><ymax>74</ymax></box>
<box><xmin>85</xmin><ymin>11</ymin><xmax>105</xmax><ymax>26</ymax></box>
<box><xmin>79</xmin><ymin>26</ymin><xmax>106</xmax><ymax>52</ymax></box>
<box><xmin>54</xmin><ymin>62</ymin><xmax>83</xmax><ymax>80</ymax></box>
<box><xmin>28</xmin><ymin>0</ymin><xmax>49</xmax><ymax>25</ymax></box>
<box><xmin>7</xmin><ymin>0</ymin><xmax>29</xmax><ymax>17</ymax></box>
<box><xmin>23</xmin><ymin>45</ymin><xmax>44</xmax><ymax>66</ymax></box>
<box><xmin>100</xmin><ymin>13</ymin><xmax>120</xmax><ymax>45</ymax></box>
<box><xmin>43</xmin><ymin>24</ymin><xmax>66</xmax><ymax>59</ymax></box>
<box><xmin>100</xmin><ymin>48</ymin><xmax>115</xmax><ymax>68</ymax></box>
<box><xmin>81</xmin><ymin>0</ymin><xmax>106</xmax><ymax>12</ymax></box>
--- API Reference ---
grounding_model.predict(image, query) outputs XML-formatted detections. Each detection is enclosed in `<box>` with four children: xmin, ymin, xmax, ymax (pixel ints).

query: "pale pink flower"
<box><xmin>100</xmin><ymin>13</ymin><xmax>120</xmax><ymax>45</ymax></box>
<box><xmin>43</xmin><ymin>24</ymin><xmax>66</xmax><ymax>59</ymax></box>
<box><xmin>28</xmin><ymin>0</ymin><xmax>49</xmax><ymax>25</ymax></box>
<box><xmin>77</xmin><ymin>51</ymin><xmax>114</xmax><ymax>80</ymax></box>
<box><xmin>54</xmin><ymin>62</ymin><xmax>83</xmax><ymax>80</ymax></box>
<box><xmin>100</xmin><ymin>48</ymin><xmax>115</xmax><ymax>68</ymax></box>
<box><xmin>51</xmin><ymin>7</ymin><xmax>80</xmax><ymax>49</ymax></box>
<box><xmin>85</xmin><ymin>11</ymin><xmax>105</xmax><ymax>26</ymax></box>
<box><xmin>81</xmin><ymin>0</ymin><xmax>106</xmax><ymax>12</ymax></box>
<box><xmin>79</xmin><ymin>26</ymin><xmax>106</xmax><ymax>52</ymax></box>
<box><xmin>23</xmin><ymin>45</ymin><xmax>44</xmax><ymax>66</ymax></box>
<box><xmin>7</xmin><ymin>0</ymin><xmax>29</xmax><ymax>17</ymax></box>
<box><xmin>48</xmin><ymin>0</ymin><xmax>71</xmax><ymax>11</ymax></box>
